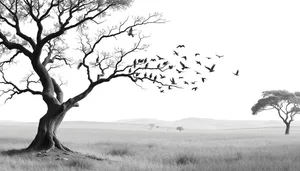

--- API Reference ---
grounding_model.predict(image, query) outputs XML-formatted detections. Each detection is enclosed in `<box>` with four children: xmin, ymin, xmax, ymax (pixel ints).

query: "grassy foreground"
<box><xmin>1</xmin><ymin>123</ymin><xmax>300</xmax><ymax>171</ymax></box>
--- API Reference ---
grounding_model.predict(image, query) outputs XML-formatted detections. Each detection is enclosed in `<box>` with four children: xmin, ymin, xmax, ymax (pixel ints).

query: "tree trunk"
<box><xmin>27</xmin><ymin>103</ymin><xmax>70</xmax><ymax>152</ymax></box>
<box><xmin>285</xmin><ymin>123</ymin><xmax>291</xmax><ymax>135</ymax></box>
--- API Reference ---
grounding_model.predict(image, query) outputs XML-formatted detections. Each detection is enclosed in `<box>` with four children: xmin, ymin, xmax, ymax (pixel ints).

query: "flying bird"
<box><xmin>192</xmin><ymin>87</ymin><xmax>198</xmax><ymax>91</ymax></box>
<box><xmin>201</xmin><ymin>77</ymin><xmax>206</xmax><ymax>83</ymax></box>
<box><xmin>216</xmin><ymin>54</ymin><xmax>224</xmax><ymax>58</ymax></box>
<box><xmin>179</xmin><ymin>76</ymin><xmax>183</xmax><ymax>79</ymax></box>
<box><xmin>128</xmin><ymin>27</ymin><xmax>134</xmax><ymax>37</ymax></box>
<box><xmin>168</xmin><ymin>65</ymin><xmax>174</xmax><ymax>69</ymax></box>
<box><xmin>195</xmin><ymin>53</ymin><xmax>200</xmax><ymax>56</ymax></box>
<box><xmin>205</xmin><ymin>64</ymin><xmax>215</xmax><ymax>72</ymax></box>
<box><xmin>170</xmin><ymin>77</ymin><xmax>176</xmax><ymax>85</ymax></box>
<box><xmin>160</xmin><ymin>74</ymin><xmax>166</xmax><ymax>79</ymax></box>
<box><xmin>156</xmin><ymin>55</ymin><xmax>164</xmax><ymax>60</ymax></box>
<box><xmin>177</xmin><ymin>45</ymin><xmax>185</xmax><ymax>48</ymax></box>
<box><xmin>150</xmin><ymin>58</ymin><xmax>156</xmax><ymax>62</ymax></box>
<box><xmin>233</xmin><ymin>70</ymin><xmax>239</xmax><ymax>76</ymax></box>
<box><xmin>173</xmin><ymin>50</ymin><xmax>179</xmax><ymax>56</ymax></box>
<box><xmin>163</xmin><ymin>61</ymin><xmax>169</xmax><ymax>65</ymax></box>
<box><xmin>196</xmin><ymin>61</ymin><xmax>201</xmax><ymax>65</ymax></box>
<box><xmin>191</xmin><ymin>81</ymin><xmax>196</xmax><ymax>84</ymax></box>
<box><xmin>195</xmin><ymin>71</ymin><xmax>201</xmax><ymax>75</ymax></box>
<box><xmin>184</xmin><ymin>81</ymin><xmax>189</xmax><ymax>85</ymax></box>
<box><xmin>206</xmin><ymin>57</ymin><xmax>211</xmax><ymax>60</ymax></box>
<box><xmin>176</xmin><ymin>69</ymin><xmax>182</xmax><ymax>74</ymax></box>
<box><xmin>180</xmin><ymin>61</ymin><xmax>189</xmax><ymax>70</ymax></box>
<box><xmin>182</xmin><ymin>56</ymin><xmax>187</xmax><ymax>60</ymax></box>
<box><xmin>160</xmin><ymin>90</ymin><xmax>164</xmax><ymax>93</ymax></box>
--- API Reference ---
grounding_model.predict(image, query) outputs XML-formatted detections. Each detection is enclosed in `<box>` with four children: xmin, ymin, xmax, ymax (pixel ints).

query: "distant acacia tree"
<box><xmin>148</xmin><ymin>124</ymin><xmax>155</xmax><ymax>131</ymax></box>
<box><xmin>251</xmin><ymin>90</ymin><xmax>300</xmax><ymax>135</ymax></box>
<box><xmin>176</xmin><ymin>126</ymin><xmax>184</xmax><ymax>132</ymax></box>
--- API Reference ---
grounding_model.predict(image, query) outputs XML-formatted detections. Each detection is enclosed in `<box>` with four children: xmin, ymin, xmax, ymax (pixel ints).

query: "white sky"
<box><xmin>1</xmin><ymin>0</ymin><xmax>300</xmax><ymax>122</ymax></box>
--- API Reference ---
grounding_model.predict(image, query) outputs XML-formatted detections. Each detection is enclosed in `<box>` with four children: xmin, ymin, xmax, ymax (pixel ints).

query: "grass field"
<box><xmin>1</xmin><ymin>122</ymin><xmax>300</xmax><ymax>171</ymax></box>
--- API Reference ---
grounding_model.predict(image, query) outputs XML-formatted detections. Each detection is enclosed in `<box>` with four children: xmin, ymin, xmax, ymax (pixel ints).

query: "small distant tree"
<box><xmin>176</xmin><ymin>126</ymin><xmax>184</xmax><ymax>132</ymax></box>
<box><xmin>148</xmin><ymin>124</ymin><xmax>155</xmax><ymax>131</ymax></box>
<box><xmin>251</xmin><ymin>90</ymin><xmax>300</xmax><ymax>135</ymax></box>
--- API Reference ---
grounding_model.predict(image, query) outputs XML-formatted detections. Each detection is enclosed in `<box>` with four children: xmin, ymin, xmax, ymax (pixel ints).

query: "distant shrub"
<box><xmin>176</xmin><ymin>126</ymin><xmax>184</xmax><ymax>132</ymax></box>
<box><xmin>108</xmin><ymin>147</ymin><xmax>132</xmax><ymax>157</ymax></box>
<box><xmin>175</xmin><ymin>153</ymin><xmax>198</xmax><ymax>165</ymax></box>
<box><xmin>66</xmin><ymin>159</ymin><xmax>95</xmax><ymax>170</ymax></box>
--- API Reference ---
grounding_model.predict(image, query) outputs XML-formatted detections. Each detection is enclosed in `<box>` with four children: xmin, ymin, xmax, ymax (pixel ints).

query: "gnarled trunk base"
<box><xmin>27</xmin><ymin>104</ymin><xmax>71</xmax><ymax>152</ymax></box>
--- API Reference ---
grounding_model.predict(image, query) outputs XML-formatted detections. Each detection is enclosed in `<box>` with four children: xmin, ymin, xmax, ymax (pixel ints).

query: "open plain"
<box><xmin>1</xmin><ymin>121</ymin><xmax>300</xmax><ymax>171</ymax></box>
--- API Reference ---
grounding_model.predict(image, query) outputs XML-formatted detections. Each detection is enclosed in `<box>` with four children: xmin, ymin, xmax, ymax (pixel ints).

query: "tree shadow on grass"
<box><xmin>0</xmin><ymin>148</ymin><xmax>31</xmax><ymax>157</ymax></box>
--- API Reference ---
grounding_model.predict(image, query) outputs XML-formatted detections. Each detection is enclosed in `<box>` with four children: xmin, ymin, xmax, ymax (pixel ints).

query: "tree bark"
<box><xmin>27</xmin><ymin>103</ymin><xmax>71</xmax><ymax>152</ymax></box>
<box><xmin>285</xmin><ymin>123</ymin><xmax>291</xmax><ymax>135</ymax></box>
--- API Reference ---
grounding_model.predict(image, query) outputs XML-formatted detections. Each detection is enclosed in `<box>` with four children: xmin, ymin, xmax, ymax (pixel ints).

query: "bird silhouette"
<box><xmin>184</xmin><ymin>81</ymin><xmax>189</xmax><ymax>85</ymax></box>
<box><xmin>77</xmin><ymin>62</ymin><xmax>83</xmax><ymax>69</ymax></box>
<box><xmin>160</xmin><ymin>74</ymin><xmax>166</xmax><ymax>79</ymax></box>
<box><xmin>128</xmin><ymin>27</ymin><xmax>134</xmax><ymax>37</ymax></box>
<box><xmin>191</xmin><ymin>81</ymin><xmax>196</xmax><ymax>84</ymax></box>
<box><xmin>216</xmin><ymin>54</ymin><xmax>224</xmax><ymax>58</ymax></box>
<box><xmin>206</xmin><ymin>57</ymin><xmax>211</xmax><ymax>60</ymax></box>
<box><xmin>160</xmin><ymin>90</ymin><xmax>164</xmax><ymax>93</ymax></box>
<box><xmin>168</xmin><ymin>86</ymin><xmax>172</xmax><ymax>90</ymax></box>
<box><xmin>205</xmin><ymin>64</ymin><xmax>215</xmax><ymax>72</ymax></box>
<box><xmin>144</xmin><ymin>58</ymin><xmax>147</xmax><ymax>63</ymax></box>
<box><xmin>156</xmin><ymin>55</ymin><xmax>164</xmax><ymax>60</ymax></box>
<box><xmin>96</xmin><ymin>57</ymin><xmax>99</xmax><ymax>63</ymax></box>
<box><xmin>145</xmin><ymin>63</ymin><xmax>149</xmax><ymax>68</ymax></box>
<box><xmin>180</xmin><ymin>61</ymin><xmax>189</xmax><ymax>70</ymax></box>
<box><xmin>135</xmin><ymin>73</ymin><xmax>140</xmax><ymax>77</ymax></box>
<box><xmin>201</xmin><ymin>77</ymin><xmax>206</xmax><ymax>83</ymax></box>
<box><xmin>150</xmin><ymin>59</ymin><xmax>156</xmax><ymax>62</ymax></box>
<box><xmin>144</xmin><ymin>73</ymin><xmax>147</xmax><ymax>77</ymax></box>
<box><xmin>182</xmin><ymin>56</ymin><xmax>187</xmax><ymax>60</ymax></box>
<box><xmin>173</xmin><ymin>50</ymin><xmax>179</xmax><ymax>56</ymax></box>
<box><xmin>157</xmin><ymin>64</ymin><xmax>160</xmax><ymax>68</ymax></box>
<box><xmin>233</xmin><ymin>70</ymin><xmax>239</xmax><ymax>76</ymax></box>
<box><xmin>177</xmin><ymin>45</ymin><xmax>185</xmax><ymax>48</ymax></box>
<box><xmin>153</xmin><ymin>75</ymin><xmax>157</xmax><ymax>83</ymax></box>
<box><xmin>149</xmin><ymin>73</ymin><xmax>152</xmax><ymax>79</ymax></box>
<box><xmin>169</xmin><ymin>65</ymin><xmax>174</xmax><ymax>69</ymax></box>
<box><xmin>170</xmin><ymin>77</ymin><xmax>176</xmax><ymax>84</ymax></box>
<box><xmin>133</xmin><ymin>59</ymin><xmax>137</xmax><ymax>68</ymax></box>
<box><xmin>176</xmin><ymin>69</ymin><xmax>182</xmax><ymax>74</ymax></box>
<box><xmin>97</xmin><ymin>74</ymin><xmax>101</xmax><ymax>80</ymax></box>
<box><xmin>163</xmin><ymin>61</ymin><xmax>169</xmax><ymax>66</ymax></box>
<box><xmin>196</xmin><ymin>61</ymin><xmax>201</xmax><ymax>65</ymax></box>
<box><xmin>128</xmin><ymin>68</ymin><xmax>132</xmax><ymax>73</ymax></box>
<box><xmin>195</xmin><ymin>53</ymin><xmax>200</xmax><ymax>56</ymax></box>
<box><xmin>192</xmin><ymin>87</ymin><xmax>198</xmax><ymax>91</ymax></box>
<box><xmin>157</xmin><ymin>86</ymin><xmax>162</xmax><ymax>89</ymax></box>
<box><xmin>179</xmin><ymin>76</ymin><xmax>183</xmax><ymax>79</ymax></box>
<box><xmin>195</xmin><ymin>71</ymin><xmax>201</xmax><ymax>75</ymax></box>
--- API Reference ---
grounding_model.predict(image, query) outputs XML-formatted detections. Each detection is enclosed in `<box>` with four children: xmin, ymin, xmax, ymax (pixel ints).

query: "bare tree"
<box><xmin>0</xmin><ymin>0</ymin><xmax>226</xmax><ymax>153</ymax></box>
<box><xmin>251</xmin><ymin>90</ymin><xmax>300</xmax><ymax>135</ymax></box>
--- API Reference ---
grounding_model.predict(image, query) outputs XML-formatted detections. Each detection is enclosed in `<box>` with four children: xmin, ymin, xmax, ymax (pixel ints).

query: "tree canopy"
<box><xmin>251</xmin><ymin>90</ymin><xmax>300</xmax><ymax>134</ymax></box>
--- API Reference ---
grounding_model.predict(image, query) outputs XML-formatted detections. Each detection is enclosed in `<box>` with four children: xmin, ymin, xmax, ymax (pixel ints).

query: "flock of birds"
<box><xmin>126</xmin><ymin>29</ymin><xmax>239</xmax><ymax>92</ymax></box>
<box><xmin>126</xmin><ymin>43</ymin><xmax>239</xmax><ymax>93</ymax></box>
